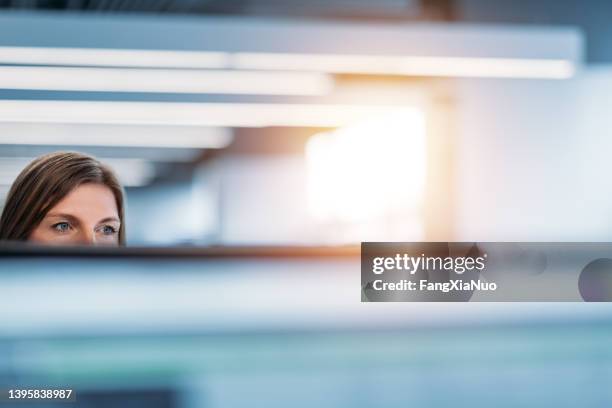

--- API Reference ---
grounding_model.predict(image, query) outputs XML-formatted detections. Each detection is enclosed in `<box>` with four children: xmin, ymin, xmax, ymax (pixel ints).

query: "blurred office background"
<box><xmin>0</xmin><ymin>0</ymin><xmax>608</xmax><ymax>245</ymax></box>
<box><xmin>1</xmin><ymin>1</ymin><xmax>612</xmax><ymax>407</ymax></box>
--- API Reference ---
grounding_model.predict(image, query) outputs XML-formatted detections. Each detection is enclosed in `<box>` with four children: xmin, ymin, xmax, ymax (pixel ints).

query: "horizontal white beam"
<box><xmin>232</xmin><ymin>52</ymin><xmax>575</xmax><ymax>79</ymax></box>
<box><xmin>0</xmin><ymin>13</ymin><xmax>583</xmax><ymax>79</ymax></box>
<box><xmin>0</xmin><ymin>65</ymin><xmax>334</xmax><ymax>95</ymax></box>
<box><xmin>0</xmin><ymin>123</ymin><xmax>233</xmax><ymax>148</ymax></box>
<box><xmin>0</xmin><ymin>100</ymin><xmax>419</xmax><ymax>128</ymax></box>
<box><xmin>0</xmin><ymin>47</ymin><xmax>574</xmax><ymax>79</ymax></box>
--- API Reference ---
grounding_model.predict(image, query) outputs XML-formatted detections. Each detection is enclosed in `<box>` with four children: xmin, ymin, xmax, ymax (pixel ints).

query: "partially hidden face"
<box><xmin>29</xmin><ymin>183</ymin><xmax>120</xmax><ymax>246</ymax></box>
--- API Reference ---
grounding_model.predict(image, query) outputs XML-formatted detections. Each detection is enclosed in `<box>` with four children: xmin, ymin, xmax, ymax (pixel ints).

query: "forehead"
<box><xmin>49</xmin><ymin>183</ymin><xmax>118</xmax><ymax>218</ymax></box>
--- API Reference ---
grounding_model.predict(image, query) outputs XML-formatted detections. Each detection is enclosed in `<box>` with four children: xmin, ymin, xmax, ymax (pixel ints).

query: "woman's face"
<box><xmin>29</xmin><ymin>183</ymin><xmax>121</xmax><ymax>246</ymax></box>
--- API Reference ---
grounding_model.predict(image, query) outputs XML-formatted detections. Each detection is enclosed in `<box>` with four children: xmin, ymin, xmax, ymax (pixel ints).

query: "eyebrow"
<box><xmin>45</xmin><ymin>213</ymin><xmax>79</xmax><ymax>223</ymax></box>
<box><xmin>46</xmin><ymin>213</ymin><xmax>120</xmax><ymax>224</ymax></box>
<box><xmin>98</xmin><ymin>217</ymin><xmax>121</xmax><ymax>224</ymax></box>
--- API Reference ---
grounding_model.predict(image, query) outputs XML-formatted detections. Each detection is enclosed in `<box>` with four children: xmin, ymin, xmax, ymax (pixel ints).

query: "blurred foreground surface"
<box><xmin>1</xmin><ymin>247</ymin><xmax>612</xmax><ymax>408</ymax></box>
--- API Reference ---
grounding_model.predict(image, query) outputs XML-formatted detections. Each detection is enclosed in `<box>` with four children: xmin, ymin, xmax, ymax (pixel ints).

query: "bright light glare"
<box><xmin>306</xmin><ymin>108</ymin><xmax>426</xmax><ymax>225</ymax></box>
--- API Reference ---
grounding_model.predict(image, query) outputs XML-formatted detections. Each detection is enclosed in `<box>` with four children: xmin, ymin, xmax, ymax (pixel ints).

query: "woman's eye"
<box><xmin>100</xmin><ymin>225</ymin><xmax>118</xmax><ymax>235</ymax></box>
<box><xmin>52</xmin><ymin>222</ymin><xmax>71</xmax><ymax>233</ymax></box>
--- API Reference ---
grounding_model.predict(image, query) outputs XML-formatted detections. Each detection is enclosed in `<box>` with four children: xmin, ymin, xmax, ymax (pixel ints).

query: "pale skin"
<box><xmin>29</xmin><ymin>183</ymin><xmax>121</xmax><ymax>246</ymax></box>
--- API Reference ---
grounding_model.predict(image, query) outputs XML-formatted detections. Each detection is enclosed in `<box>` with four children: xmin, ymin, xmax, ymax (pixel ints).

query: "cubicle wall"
<box><xmin>2</xmin><ymin>246</ymin><xmax>612</xmax><ymax>408</ymax></box>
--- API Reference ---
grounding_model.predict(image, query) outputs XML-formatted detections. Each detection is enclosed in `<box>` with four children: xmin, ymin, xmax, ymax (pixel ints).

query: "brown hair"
<box><xmin>0</xmin><ymin>151</ymin><xmax>126</xmax><ymax>244</ymax></box>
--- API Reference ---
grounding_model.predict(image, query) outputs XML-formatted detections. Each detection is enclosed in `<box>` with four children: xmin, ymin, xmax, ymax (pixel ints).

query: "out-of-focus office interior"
<box><xmin>1</xmin><ymin>1</ymin><xmax>612</xmax><ymax>407</ymax></box>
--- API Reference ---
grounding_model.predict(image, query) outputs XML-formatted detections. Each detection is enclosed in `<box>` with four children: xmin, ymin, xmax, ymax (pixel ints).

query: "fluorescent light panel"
<box><xmin>0</xmin><ymin>100</ymin><xmax>418</xmax><ymax>128</ymax></box>
<box><xmin>0</xmin><ymin>123</ymin><xmax>233</xmax><ymax>148</ymax></box>
<box><xmin>233</xmin><ymin>53</ymin><xmax>576</xmax><ymax>79</ymax></box>
<box><xmin>0</xmin><ymin>66</ymin><xmax>333</xmax><ymax>96</ymax></box>
<box><xmin>0</xmin><ymin>46</ymin><xmax>229</xmax><ymax>68</ymax></box>
<box><xmin>0</xmin><ymin>46</ymin><xmax>575</xmax><ymax>79</ymax></box>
